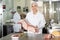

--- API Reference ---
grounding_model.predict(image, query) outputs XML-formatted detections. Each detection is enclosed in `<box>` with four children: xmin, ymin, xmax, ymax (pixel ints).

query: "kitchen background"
<box><xmin>0</xmin><ymin>0</ymin><xmax>60</xmax><ymax>38</ymax></box>
<box><xmin>0</xmin><ymin>0</ymin><xmax>3</xmax><ymax>38</ymax></box>
<box><xmin>3</xmin><ymin>0</ymin><xmax>60</xmax><ymax>24</ymax></box>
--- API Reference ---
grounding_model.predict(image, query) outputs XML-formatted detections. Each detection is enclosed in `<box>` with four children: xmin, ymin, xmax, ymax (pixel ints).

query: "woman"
<box><xmin>18</xmin><ymin>1</ymin><xmax>46</xmax><ymax>34</ymax></box>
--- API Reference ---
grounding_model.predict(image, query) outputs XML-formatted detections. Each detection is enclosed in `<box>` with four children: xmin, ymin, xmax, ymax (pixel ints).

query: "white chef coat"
<box><xmin>13</xmin><ymin>12</ymin><xmax>21</xmax><ymax>32</ymax></box>
<box><xmin>26</xmin><ymin>11</ymin><xmax>46</xmax><ymax>34</ymax></box>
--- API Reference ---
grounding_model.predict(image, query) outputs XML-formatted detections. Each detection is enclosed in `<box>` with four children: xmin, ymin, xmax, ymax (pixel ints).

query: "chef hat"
<box><xmin>31</xmin><ymin>1</ymin><xmax>43</xmax><ymax>7</ymax></box>
<box><xmin>31</xmin><ymin>1</ymin><xmax>38</xmax><ymax>6</ymax></box>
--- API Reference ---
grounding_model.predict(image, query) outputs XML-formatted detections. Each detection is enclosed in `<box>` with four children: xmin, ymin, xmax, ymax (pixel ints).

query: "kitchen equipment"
<box><xmin>48</xmin><ymin>23</ymin><xmax>60</xmax><ymax>37</ymax></box>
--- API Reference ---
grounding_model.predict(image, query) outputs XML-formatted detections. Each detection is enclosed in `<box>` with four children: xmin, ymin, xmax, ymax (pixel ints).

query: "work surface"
<box><xmin>1</xmin><ymin>33</ymin><xmax>60</xmax><ymax>40</ymax></box>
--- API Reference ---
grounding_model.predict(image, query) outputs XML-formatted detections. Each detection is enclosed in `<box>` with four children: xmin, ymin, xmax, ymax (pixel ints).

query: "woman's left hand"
<box><xmin>34</xmin><ymin>27</ymin><xmax>39</xmax><ymax>33</ymax></box>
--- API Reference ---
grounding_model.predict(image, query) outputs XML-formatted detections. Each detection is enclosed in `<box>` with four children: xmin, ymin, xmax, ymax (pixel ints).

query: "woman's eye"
<box><xmin>32</xmin><ymin>6</ymin><xmax>34</xmax><ymax>7</ymax></box>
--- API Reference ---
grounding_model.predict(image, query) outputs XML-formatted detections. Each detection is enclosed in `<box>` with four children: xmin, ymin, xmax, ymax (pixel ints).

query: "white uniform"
<box><xmin>26</xmin><ymin>11</ymin><xmax>46</xmax><ymax>34</ymax></box>
<box><xmin>13</xmin><ymin>12</ymin><xmax>21</xmax><ymax>32</ymax></box>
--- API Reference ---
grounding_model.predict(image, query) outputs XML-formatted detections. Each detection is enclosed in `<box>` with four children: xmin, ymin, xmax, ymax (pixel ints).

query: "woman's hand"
<box><xmin>28</xmin><ymin>25</ymin><xmax>39</xmax><ymax>33</ymax></box>
<box><xmin>34</xmin><ymin>26</ymin><xmax>39</xmax><ymax>33</ymax></box>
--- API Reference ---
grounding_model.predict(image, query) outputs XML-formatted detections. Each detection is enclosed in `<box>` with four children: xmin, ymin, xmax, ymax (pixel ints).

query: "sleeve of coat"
<box><xmin>38</xmin><ymin>14</ymin><xmax>46</xmax><ymax>29</ymax></box>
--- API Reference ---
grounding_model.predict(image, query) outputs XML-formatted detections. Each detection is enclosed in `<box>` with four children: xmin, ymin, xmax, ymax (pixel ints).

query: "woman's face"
<box><xmin>32</xmin><ymin>3</ymin><xmax>38</xmax><ymax>13</ymax></box>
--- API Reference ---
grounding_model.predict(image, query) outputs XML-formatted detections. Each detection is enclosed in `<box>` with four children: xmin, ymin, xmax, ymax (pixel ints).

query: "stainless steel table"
<box><xmin>1</xmin><ymin>33</ymin><xmax>60</xmax><ymax>40</ymax></box>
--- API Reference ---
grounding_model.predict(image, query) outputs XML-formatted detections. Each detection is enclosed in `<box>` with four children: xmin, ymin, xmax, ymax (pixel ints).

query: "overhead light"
<box><xmin>52</xmin><ymin>0</ymin><xmax>60</xmax><ymax>1</ymax></box>
<box><xmin>43</xmin><ymin>0</ymin><xmax>60</xmax><ymax>1</ymax></box>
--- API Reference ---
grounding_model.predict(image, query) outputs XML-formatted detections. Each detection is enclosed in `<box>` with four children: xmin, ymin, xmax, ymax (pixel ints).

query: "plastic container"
<box><xmin>11</xmin><ymin>34</ymin><xmax>19</xmax><ymax>40</ymax></box>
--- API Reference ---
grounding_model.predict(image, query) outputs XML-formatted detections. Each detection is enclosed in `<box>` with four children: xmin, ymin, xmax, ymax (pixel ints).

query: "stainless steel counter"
<box><xmin>1</xmin><ymin>33</ymin><xmax>60</xmax><ymax>40</ymax></box>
